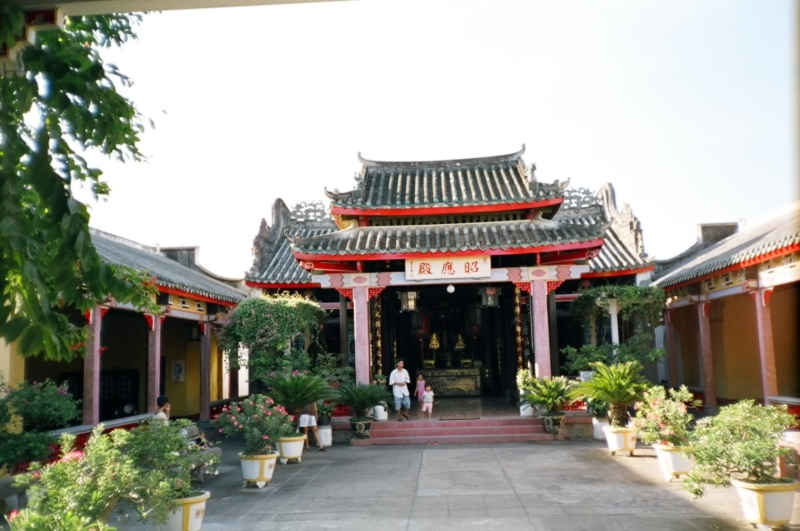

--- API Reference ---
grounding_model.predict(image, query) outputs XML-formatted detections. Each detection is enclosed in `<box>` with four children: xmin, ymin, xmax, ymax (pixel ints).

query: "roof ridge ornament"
<box><xmin>355</xmin><ymin>145</ymin><xmax>526</xmax><ymax>169</ymax></box>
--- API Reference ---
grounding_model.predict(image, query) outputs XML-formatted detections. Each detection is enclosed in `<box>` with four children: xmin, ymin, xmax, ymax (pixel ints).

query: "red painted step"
<box><xmin>370</xmin><ymin>425</ymin><xmax>545</xmax><ymax>437</ymax></box>
<box><xmin>371</xmin><ymin>417</ymin><xmax>542</xmax><ymax>430</ymax></box>
<box><xmin>352</xmin><ymin>432</ymin><xmax>561</xmax><ymax>446</ymax></box>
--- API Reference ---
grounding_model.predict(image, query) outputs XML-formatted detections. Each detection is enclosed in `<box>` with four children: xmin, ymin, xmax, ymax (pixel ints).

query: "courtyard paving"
<box><xmin>116</xmin><ymin>438</ymin><xmax>800</xmax><ymax>531</ymax></box>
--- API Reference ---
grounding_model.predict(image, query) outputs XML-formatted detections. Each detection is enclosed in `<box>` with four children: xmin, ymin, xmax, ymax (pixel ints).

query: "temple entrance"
<box><xmin>380</xmin><ymin>284</ymin><xmax>519</xmax><ymax>400</ymax></box>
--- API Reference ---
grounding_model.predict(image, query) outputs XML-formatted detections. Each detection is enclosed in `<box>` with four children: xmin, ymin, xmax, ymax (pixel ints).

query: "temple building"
<box><xmin>652</xmin><ymin>205</ymin><xmax>800</xmax><ymax>412</ymax></box>
<box><xmin>247</xmin><ymin>147</ymin><xmax>653</xmax><ymax>398</ymax></box>
<box><xmin>7</xmin><ymin>229</ymin><xmax>247</xmax><ymax>426</ymax></box>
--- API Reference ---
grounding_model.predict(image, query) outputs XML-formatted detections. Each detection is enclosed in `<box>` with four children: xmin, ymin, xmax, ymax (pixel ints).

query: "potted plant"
<box><xmin>633</xmin><ymin>385</ymin><xmax>701</xmax><ymax>481</ymax></box>
<box><xmin>587</xmin><ymin>398</ymin><xmax>610</xmax><ymax>440</ymax></box>
<box><xmin>560</xmin><ymin>344</ymin><xmax>610</xmax><ymax>381</ymax></box>
<box><xmin>371</xmin><ymin>374</ymin><xmax>390</xmax><ymax>421</ymax></box>
<box><xmin>264</xmin><ymin>373</ymin><xmax>336</xmax><ymax>463</ymax></box>
<box><xmin>316</xmin><ymin>402</ymin><xmax>335</xmax><ymax>448</ymax></box>
<box><xmin>683</xmin><ymin>400</ymin><xmax>799</xmax><ymax>527</ymax></box>
<box><xmin>516</xmin><ymin>369</ymin><xmax>535</xmax><ymax>417</ymax></box>
<box><xmin>572</xmin><ymin>361</ymin><xmax>648</xmax><ymax>456</ymax></box>
<box><xmin>312</xmin><ymin>352</ymin><xmax>355</xmax><ymax>389</ymax></box>
<box><xmin>336</xmin><ymin>383</ymin><xmax>391</xmax><ymax>439</ymax></box>
<box><xmin>519</xmin><ymin>376</ymin><xmax>575</xmax><ymax>434</ymax></box>
<box><xmin>212</xmin><ymin>395</ymin><xmax>294</xmax><ymax>486</ymax></box>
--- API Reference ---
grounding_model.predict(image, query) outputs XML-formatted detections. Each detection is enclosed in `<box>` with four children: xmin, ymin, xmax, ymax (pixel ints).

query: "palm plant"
<box><xmin>519</xmin><ymin>376</ymin><xmax>576</xmax><ymax>416</ymax></box>
<box><xmin>572</xmin><ymin>362</ymin><xmax>648</xmax><ymax>427</ymax></box>
<box><xmin>264</xmin><ymin>373</ymin><xmax>336</xmax><ymax>418</ymax></box>
<box><xmin>336</xmin><ymin>383</ymin><xmax>390</xmax><ymax>420</ymax></box>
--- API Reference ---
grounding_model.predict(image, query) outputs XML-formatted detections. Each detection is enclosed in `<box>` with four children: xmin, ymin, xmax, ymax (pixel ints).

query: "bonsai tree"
<box><xmin>218</xmin><ymin>295</ymin><xmax>327</xmax><ymax>383</ymax></box>
<box><xmin>683</xmin><ymin>400</ymin><xmax>797</xmax><ymax>499</ymax></box>
<box><xmin>572</xmin><ymin>361</ymin><xmax>648</xmax><ymax>427</ymax></box>
<box><xmin>212</xmin><ymin>395</ymin><xmax>295</xmax><ymax>456</ymax></box>
<box><xmin>336</xmin><ymin>383</ymin><xmax>390</xmax><ymax>420</ymax></box>
<box><xmin>519</xmin><ymin>376</ymin><xmax>575</xmax><ymax>416</ymax></box>
<box><xmin>264</xmin><ymin>373</ymin><xmax>337</xmax><ymax>421</ymax></box>
<box><xmin>633</xmin><ymin>385</ymin><xmax>701</xmax><ymax>447</ymax></box>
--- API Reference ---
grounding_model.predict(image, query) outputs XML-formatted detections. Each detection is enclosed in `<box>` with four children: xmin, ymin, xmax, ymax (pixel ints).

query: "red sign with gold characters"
<box><xmin>405</xmin><ymin>256</ymin><xmax>491</xmax><ymax>281</ymax></box>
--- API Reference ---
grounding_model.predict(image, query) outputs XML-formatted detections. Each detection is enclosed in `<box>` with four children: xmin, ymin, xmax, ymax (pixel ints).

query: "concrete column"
<box><xmin>548</xmin><ymin>291</ymin><xmax>559</xmax><ymax>375</ymax></box>
<box><xmin>146</xmin><ymin>315</ymin><xmax>162</xmax><ymax>415</ymax></box>
<box><xmin>82</xmin><ymin>306</ymin><xmax>103</xmax><ymax>426</ymax></box>
<box><xmin>664</xmin><ymin>310</ymin><xmax>680</xmax><ymax>386</ymax></box>
<box><xmin>696</xmin><ymin>302</ymin><xmax>716</xmax><ymax>408</ymax></box>
<box><xmin>752</xmin><ymin>289</ymin><xmax>778</xmax><ymax>403</ymax></box>
<box><xmin>353</xmin><ymin>286</ymin><xmax>370</xmax><ymax>384</ymax></box>
<box><xmin>339</xmin><ymin>294</ymin><xmax>349</xmax><ymax>366</ymax></box>
<box><xmin>608</xmin><ymin>298</ymin><xmax>620</xmax><ymax>346</ymax></box>
<box><xmin>199</xmin><ymin>323</ymin><xmax>211</xmax><ymax>422</ymax></box>
<box><xmin>531</xmin><ymin>281</ymin><xmax>551</xmax><ymax>377</ymax></box>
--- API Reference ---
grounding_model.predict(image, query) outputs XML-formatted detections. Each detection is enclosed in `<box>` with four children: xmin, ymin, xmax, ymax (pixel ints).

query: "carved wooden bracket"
<box><xmin>368</xmin><ymin>287</ymin><xmax>386</xmax><ymax>300</ymax></box>
<box><xmin>199</xmin><ymin>322</ymin><xmax>207</xmax><ymax>336</ymax></box>
<box><xmin>335</xmin><ymin>288</ymin><xmax>354</xmax><ymax>300</ymax></box>
<box><xmin>547</xmin><ymin>281</ymin><xmax>565</xmax><ymax>294</ymax></box>
<box><xmin>513</xmin><ymin>282</ymin><xmax>531</xmax><ymax>294</ymax></box>
<box><xmin>144</xmin><ymin>314</ymin><xmax>155</xmax><ymax>331</ymax></box>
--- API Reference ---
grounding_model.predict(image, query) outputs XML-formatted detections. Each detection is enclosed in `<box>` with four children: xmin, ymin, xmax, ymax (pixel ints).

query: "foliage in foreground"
<box><xmin>633</xmin><ymin>385</ymin><xmax>701</xmax><ymax>447</ymax></box>
<box><xmin>0</xmin><ymin>6</ymin><xmax>158</xmax><ymax>361</ymax></box>
<box><xmin>571</xmin><ymin>362</ymin><xmax>648</xmax><ymax>427</ymax></box>
<box><xmin>561</xmin><ymin>331</ymin><xmax>665</xmax><ymax>374</ymax></box>
<box><xmin>519</xmin><ymin>376</ymin><xmax>576</xmax><ymax>416</ymax></box>
<box><xmin>683</xmin><ymin>400</ymin><xmax>796</xmax><ymax>499</ymax></box>
<box><xmin>212</xmin><ymin>394</ymin><xmax>295</xmax><ymax>456</ymax></box>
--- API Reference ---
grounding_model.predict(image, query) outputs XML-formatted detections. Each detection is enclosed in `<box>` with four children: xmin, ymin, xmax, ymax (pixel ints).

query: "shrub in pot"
<box><xmin>587</xmin><ymin>398</ymin><xmax>610</xmax><ymax>440</ymax></box>
<box><xmin>212</xmin><ymin>394</ymin><xmax>294</xmax><ymax>484</ymax></box>
<box><xmin>312</xmin><ymin>352</ymin><xmax>354</xmax><ymax>388</ymax></box>
<box><xmin>572</xmin><ymin>361</ymin><xmax>648</xmax><ymax>455</ymax></box>
<box><xmin>519</xmin><ymin>376</ymin><xmax>575</xmax><ymax>434</ymax></box>
<box><xmin>336</xmin><ymin>383</ymin><xmax>391</xmax><ymax>439</ymax></box>
<box><xmin>683</xmin><ymin>400</ymin><xmax>798</xmax><ymax>527</ymax></box>
<box><xmin>633</xmin><ymin>385</ymin><xmax>701</xmax><ymax>481</ymax></box>
<box><xmin>317</xmin><ymin>402</ymin><xmax>334</xmax><ymax>426</ymax></box>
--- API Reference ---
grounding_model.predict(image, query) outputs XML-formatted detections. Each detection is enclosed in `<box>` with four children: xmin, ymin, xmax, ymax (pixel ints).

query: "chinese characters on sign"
<box><xmin>406</xmin><ymin>256</ymin><xmax>491</xmax><ymax>281</ymax></box>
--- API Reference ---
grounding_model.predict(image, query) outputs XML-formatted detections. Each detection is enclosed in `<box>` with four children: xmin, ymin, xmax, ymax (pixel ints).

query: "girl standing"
<box><xmin>416</xmin><ymin>373</ymin><xmax>426</xmax><ymax>412</ymax></box>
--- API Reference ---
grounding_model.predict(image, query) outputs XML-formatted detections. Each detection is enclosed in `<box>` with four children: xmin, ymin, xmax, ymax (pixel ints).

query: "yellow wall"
<box><xmin>771</xmin><ymin>283</ymin><xmax>799</xmax><ymax>397</ymax></box>
<box><xmin>674</xmin><ymin>305</ymin><xmax>700</xmax><ymax>387</ymax></box>
<box><xmin>0</xmin><ymin>339</ymin><xmax>25</xmax><ymax>394</ymax></box>
<box><xmin>713</xmin><ymin>294</ymin><xmax>761</xmax><ymax>400</ymax></box>
<box><xmin>161</xmin><ymin>318</ymin><xmax>203</xmax><ymax>417</ymax></box>
<box><xmin>211</xmin><ymin>334</ymin><xmax>222</xmax><ymax>402</ymax></box>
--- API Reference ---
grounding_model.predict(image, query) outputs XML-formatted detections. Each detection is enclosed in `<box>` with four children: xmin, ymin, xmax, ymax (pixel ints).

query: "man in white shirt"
<box><xmin>388</xmin><ymin>359</ymin><xmax>411</xmax><ymax>421</ymax></box>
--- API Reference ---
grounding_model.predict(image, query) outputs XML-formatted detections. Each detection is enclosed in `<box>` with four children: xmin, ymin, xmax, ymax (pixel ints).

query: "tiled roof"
<box><xmin>289</xmin><ymin>219</ymin><xmax>605</xmax><ymax>257</ymax></box>
<box><xmin>652</xmin><ymin>206</ymin><xmax>800</xmax><ymax>288</ymax></box>
<box><xmin>325</xmin><ymin>146</ymin><xmax>567</xmax><ymax>211</ymax></box>
<box><xmin>91</xmin><ymin>230</ymin><xmax>246</xmax><ymax>304</ymax></box>
<box><xmin>554</xmin><ymin>184</ymin><xmax>651</xmax><ymax>273</ymax></box>
<box><xmin>250</xmin><ymin>227</ymin><xmax>335</xmax><ymax>285</ymax></box>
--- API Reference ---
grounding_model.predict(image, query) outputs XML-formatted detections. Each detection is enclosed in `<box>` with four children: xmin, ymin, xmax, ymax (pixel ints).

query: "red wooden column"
<box><xmin>752</xmin><ymin>288</ymin><xmax>778</xmax><ymax>403</ymax></box>
<box><xmin>696</xmin><ymin>302</ymin><xmax>716</xmax><ymax>408</ymax></box>
<box><xmin>352</xmin><ymin>286</ymin><xmax>370</xmax><ymax>384</ymax></box>
<box><xmin>199</xmin><ymin>322</ymin><xmax>211</xmax><ymax>422</ymax></box>
<box><xmin>145</xmin><ymin>314</ymin><xmax>162</xmax><ymax>415</ymax></box>
<box><xmin>82</xmin><ymin>306</ymin><xmax>104</xmax><ymax>426</ymax></box>
<box><xmin>531</xmin><ymin>280</ymin><xmax>552</xmax><ymax>377</ymax></box>
<box><xmin>664</xmin><ymin>309</ymin><xmax>680</xmax><ymax>386</ymax></box>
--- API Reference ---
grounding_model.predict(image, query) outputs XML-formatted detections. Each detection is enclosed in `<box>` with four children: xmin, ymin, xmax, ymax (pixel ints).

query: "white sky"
<box><xmin>77</xmin><ymin>0</ymin><xmax>797</xmax><ymax>278</ymax></box>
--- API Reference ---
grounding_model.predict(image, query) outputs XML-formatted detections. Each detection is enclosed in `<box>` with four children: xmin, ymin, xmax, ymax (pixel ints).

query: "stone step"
<box><xmin>370</xmin><ymin>417</ymin><xmax>541</xmax><ymax>430</ymax></box>
<box><xmin>368</xmin><ymin>425</ymin><xmax>545</xmax><ymax>438</ymax></box>
<box><xmin>351</xmin><ymin>432</ymin><xmax>562</xmax><ymax>446</ymax></box>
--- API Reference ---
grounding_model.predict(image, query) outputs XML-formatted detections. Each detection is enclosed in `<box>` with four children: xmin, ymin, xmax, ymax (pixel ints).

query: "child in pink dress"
<box><xmin>416</xmin><ymin>373</ymin><xmax>426</xmax><ymax>412</ymax></box>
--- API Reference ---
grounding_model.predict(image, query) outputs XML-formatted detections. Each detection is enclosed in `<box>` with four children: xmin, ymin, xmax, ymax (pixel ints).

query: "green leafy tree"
<box><xmin>0</xmin><ymin>4</ymin><xmax>157</xmax><ymax>362</ymax></box>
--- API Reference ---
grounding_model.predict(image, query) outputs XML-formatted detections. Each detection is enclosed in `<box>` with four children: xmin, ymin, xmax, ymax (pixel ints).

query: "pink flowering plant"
<box><xmin>633</xmin><ymin>385</ymin><xmax>701</xmax><ymax>447</ymax></box>
<box><xmin>211</xmin><ymin>394</ymin><xmax>295</xmax><ymax>456</ymax></box>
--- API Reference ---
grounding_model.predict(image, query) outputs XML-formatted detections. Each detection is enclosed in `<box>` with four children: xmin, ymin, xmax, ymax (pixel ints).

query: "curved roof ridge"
<box><xmin>357</xmin><ymin>145</ymin><xmax>526</xmax><ymax>168</ymax></box>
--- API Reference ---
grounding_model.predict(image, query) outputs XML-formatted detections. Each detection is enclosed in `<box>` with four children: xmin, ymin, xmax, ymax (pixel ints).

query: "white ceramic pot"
<box><xmin>373</xmin><ymin>404</ymin><xmax>389</xmax><ymax>421</ymax></box>
<box><xmin>520</xmin><ymin>405</ymin><xmax>534</xmax><ymax>417</ymax></box>
<box><xmin>279</xmin><ymin>435</ymin><xmax>306</xmax><ymax>465</ymax></box>
<box><xmin>592</xmin><ymin>417</ymin><xmax>608</xmax><ymax>440</ymax></box>
<box><xmin>318</xmin><ymin>425</ymin><xmax>333</xmax><ymax>447</ymax></box>
<box><xmin>603</xmin><ymin>426</ymin><xmax>637</xmax><ymax>456</ymax></box>
<box><xmin>239</xmin><ymin>452</ymin><xmax>279</xmax><ymax>488</ymax></box>
<box><xmin>579</xmin><ymin>371</ymin><xmax>595</xmax><ymax>382</ymax></box>
<box><xmin>164</xmin><ymin>491</ymin><xmax>210</xmax><ymax>531</ymax></box>
<box><xmin>731</xmin><ymin>479</ymin><xmax>799</xmax><ymax>527</ymax></box>
<box><xmin>652</xmin><ymin>444</ymin><xmax>693</xmax><ymax>482</ymax></box>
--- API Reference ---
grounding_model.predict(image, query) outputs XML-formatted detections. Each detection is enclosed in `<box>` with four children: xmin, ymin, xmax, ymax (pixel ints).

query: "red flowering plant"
<box><xmin>633</xmin><ymin>385</ymin><xmax>702</xmax><ymax>447</ymax></box>
<box><xmin>211</xmin><ymin>394</ymin><xmax>295</xmax><ymax>456</ymax></box>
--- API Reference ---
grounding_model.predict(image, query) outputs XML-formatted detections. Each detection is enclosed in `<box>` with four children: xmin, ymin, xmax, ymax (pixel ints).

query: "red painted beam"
<box><xmin>330</xmin><ymin>198</ymin><xmax>563</xmax><ymax>217</ymax></box>
<box><xmin>539</xmin><ymin>249</ymin><xmax>596</xmax><ymax>265</ymax></box>
<box><xmin>581</xmin><ymin>265</ymin><xmax>654</xmax><ymax>278</ymax></box>
<box><xmin>662</xmin><ymin>243</ymin><xmax>800</xmax><ymax>292</ymax></box>
<box><xmin>293</xmin><ymin>239</ymin><xmax>604</xmax><ymax>262</ymax></box>
<box><xmin>245</xmin><ymin>281</ymin><xmax>321</xmax><ymax>289</ymax></box>
<box><xmin>157</xmin><ymin>285</ymin><xmax>237</xmax><ymax>307</ymax></box>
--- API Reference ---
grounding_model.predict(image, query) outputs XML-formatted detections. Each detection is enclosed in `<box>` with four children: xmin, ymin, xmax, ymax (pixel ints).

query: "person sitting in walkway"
<box><xmin>299</xmin><ymin>402</ymin><xmax>326</xmax><ymax>452</ymax></box>
<box><xmin>420</xmin><ymin>384</ymin><xmax>434</xmax><ymax>420</ymax></box>
<box><xmin>389</xmin><ymin>359</ymin><xmax>411</xmax><ymax>421</ymax></box>
<box><xmin>153</xmin><ymin>395</ymin><xmax>170</xmax><ymax>423</ymax></box>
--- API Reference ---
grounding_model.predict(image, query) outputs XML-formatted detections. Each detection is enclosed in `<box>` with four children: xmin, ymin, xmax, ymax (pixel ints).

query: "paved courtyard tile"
<box><xmin>112</xmin><ymin>439</ymin><xmax>800</xmax><ymax>530</ymax></box>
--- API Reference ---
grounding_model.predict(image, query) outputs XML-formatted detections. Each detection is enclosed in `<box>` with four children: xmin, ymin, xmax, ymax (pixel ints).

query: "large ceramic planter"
<box><xmin>603</xmin><ymin>426</ymin><xmax>637</xmax><ymax>456</ymax></box>
<box><xmin>318</xmin><ymin>425</ymin><xmax>333</xmax><ymax>447</ymax></box>
<box><xmin>373</xmin><ymin>404</ymin><xmax>389</xmax><ymax>421</ymax></box>
<box><xmin>520</xmin><ymin>405</ymin><xmax>534</xmax><ymax>418</ymax></box>
<box><xmin>541</xmin><ymin>414</ymin><xmax>565</xmax><ymax>435</ymax></box>
<box><xmin>350</xmin><ymin>418</ymin><xmax>373</xmax><ymax>439</ymax></box>
<box><xmin>652</xmin><ymin>444</ymin><xmax>693</xmax><ymax>481</ymax></box>
<box><xmin>164</xmin><ymin>491</ymin><xmax>210</xmax><ymax>531</ymax></box>
<box><xmin>278</xmin><ymin>435</ymin><xmax>306</xmax><ymax>465</ymax></box>
<box><xmin>592</xmin><ymin>417</ymin><xmax>608</xmax><ymax>440</ymax></box>
<box><xmin>239</xmin><ymin>452</ymin><xmax>278</xmax><ymax>488</ymax></box>
<box><xmin>731</xmin><ymin>479</ymin><xmax>799</xmax><ymax>528</ymax></box>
